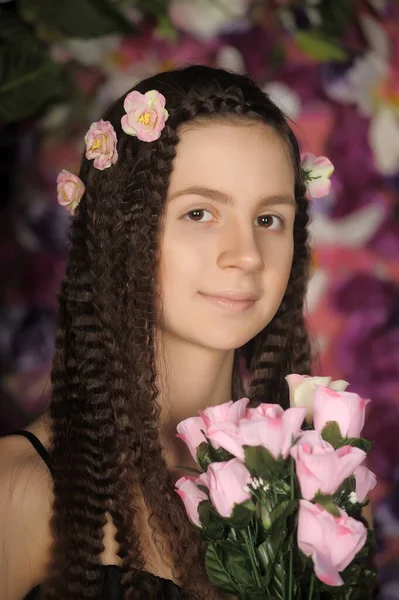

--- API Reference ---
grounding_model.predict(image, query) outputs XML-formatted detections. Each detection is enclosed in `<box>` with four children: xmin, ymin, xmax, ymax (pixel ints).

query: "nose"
<box><xmin>216</xmin><ymin>222</ymin><xmax>264</xmax><ymax>273</ymax></box>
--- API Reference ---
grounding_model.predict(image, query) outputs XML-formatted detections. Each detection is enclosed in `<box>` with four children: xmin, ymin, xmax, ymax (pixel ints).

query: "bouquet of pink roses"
<box><xmin>175</xmin><ymin>375</ymin><xmax>379</xmax><ymax>600</ymax></box>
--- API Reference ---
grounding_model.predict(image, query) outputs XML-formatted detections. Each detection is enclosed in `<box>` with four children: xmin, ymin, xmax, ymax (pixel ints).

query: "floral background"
<box><xmin>0</xmin><ymin>0</ymin><xmax>398</xmax><ymax>597</ymax></box>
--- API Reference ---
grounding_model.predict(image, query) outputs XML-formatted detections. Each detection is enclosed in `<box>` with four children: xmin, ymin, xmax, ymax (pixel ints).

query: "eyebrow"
<box><xmin>168</xmin><ymin>185</ymin><xmax>296</xmax><ymax>208</ymax></box>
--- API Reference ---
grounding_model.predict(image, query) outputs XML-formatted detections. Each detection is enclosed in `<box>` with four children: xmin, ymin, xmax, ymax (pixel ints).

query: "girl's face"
<box><xmin>159</xmin><ymin>121</ymin><xmax>297</xmax><ymax>351</ymax></box>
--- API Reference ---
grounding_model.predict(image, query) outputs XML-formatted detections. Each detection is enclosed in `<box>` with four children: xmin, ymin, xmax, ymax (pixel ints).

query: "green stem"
<box><xmin>288</xmin><ymin>458</ymin><xmax>295</xmax><ymax>600</ymax></box>
<box><xmin>242</xmin><ymin>526</ymin><xmax>262</xmax><ymax>588</ymax></box>
<box><xmin>308</xmin><ymin>573</ymin><xmax>315</xmax><ymax>600</ymax></box>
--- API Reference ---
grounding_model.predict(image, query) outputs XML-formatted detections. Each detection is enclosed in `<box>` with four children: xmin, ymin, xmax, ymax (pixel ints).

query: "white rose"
<box><xmin>285</xmin><ymin>374</ymin><xmax>349</xmax><ymax>424</ymax></box>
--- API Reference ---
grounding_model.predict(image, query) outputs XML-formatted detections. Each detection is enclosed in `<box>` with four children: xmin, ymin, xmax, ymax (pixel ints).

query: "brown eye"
<box><xmin>255</xmin><ymin>215</ymin><xmax>285</xmax><ymax>230</ymax></box>
<box><xmin>189</xmin><ymin>210</ymin><xmax>205</xmax><ymax>221</ymax></box>
<box><xmin>184</xmin><ymin>209</ymin><xmax>213</xmax><ymax>223</ymax></box>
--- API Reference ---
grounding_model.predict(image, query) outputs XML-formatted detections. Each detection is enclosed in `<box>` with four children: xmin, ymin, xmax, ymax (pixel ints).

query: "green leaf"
<box><xmin>226</xmin><ymin>500</ymin><xmax>256</xmax><ymax>530</ymax></box>
<box><xmin>174</xmin><ymin>465</ymin><xmax>202</xmax><ymax>475</ymax></box>
<box><xmin>257</xmin><ymin>540</ymin><xmax>276</xmax><ymax>584</ymax></box>
<box><xmin>321</xmin><ymin>421</ymin><xmax>343</xmax><ymax>448</ymax></box>
<box><xmin>295</xmin><ymin>31</ymin><xmax>348</xmax><ymax>62</ymax></box>
<box><xmin>337</xmin><ymin>437</ymin><xmax>374</xmax><ymax>453</ymax></box>
<box><xmin>204</xmin><ymin>543</ymin><xmax>240</xmax><ymax>595</ymax></box>
<box><xmin>134</xmin><ymin>0</ymin><xmax>170</xmax><ymax>19</ymax></box>
<box><xmin>244</xmin><ymin>446</ymin><xmax>284</xmax><ymax>481</ymax></box>
<box><xmin>17</xmin><ymin>0</ymin><xmax>133</xmax><ymax>40</ymax></box>
<box><xmin>270</xmin><ymin>499</ymin><xmax>297</xmax><ymax>526</ymax></box>
<box><xmin>196</xmin><ymin>442</ymin><xmax>214</xmax><ymax>471</ymax></box>
<box><xmin>267</xmin><ymin>556</ymin><xmax>285</xmax><ymax>599</ymax></box>
<box><xmin>313</xmin><ymin>492</ymin><xmax>340</xmax><ymax>517</ymax></box>
<box><xmin>315</xmin><ymin>0</ymin><xmax>355</xmax><ymax>39</ymax></box>
<box><xmin>222</xmin><ymin>542</ymin><xmax>257</xmax><ymax>587</ymax></box>
<box><xmin>197</xmin><ymin>500</ymin><xmax>226</xmax><ymax>541</ymax></box>
<box><xmin>0</xmin><ymin>12</ymin><xmax>63</xmax><ymax>123</ymax></box>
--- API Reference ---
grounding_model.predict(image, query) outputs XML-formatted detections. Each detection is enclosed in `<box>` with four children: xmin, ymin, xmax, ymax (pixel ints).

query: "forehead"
<box><xmin>168</xmin><ymin>121</ymin><xmax>295</xmax><ymax>197</ymax></box>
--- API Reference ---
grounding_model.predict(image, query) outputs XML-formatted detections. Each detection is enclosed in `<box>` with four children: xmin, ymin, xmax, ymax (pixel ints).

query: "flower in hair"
<box><xmin>121</xmin><ymin>89</ymin><xmax>169</xmax><ymax>142</ymax></box>
<box><xmin>84</xmin><ymin>119</ymin><xmax>118</xmax><ymax>170</ymax></box>
<box><xmin>57</xmin><ymin>170</ymin><xmax>85</xmax><ymax>215</ymax></box>
<box><xmin>301</xmin><ymin>153</ymin><xmax>334</xmax><ymax>199</ymax></box>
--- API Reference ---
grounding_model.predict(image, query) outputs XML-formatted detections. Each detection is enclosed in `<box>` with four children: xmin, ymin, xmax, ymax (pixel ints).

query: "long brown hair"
<box><xmin>42</xmin><ymin>65</ymin><xmax>315</xmax><ymax>599</ymax></box>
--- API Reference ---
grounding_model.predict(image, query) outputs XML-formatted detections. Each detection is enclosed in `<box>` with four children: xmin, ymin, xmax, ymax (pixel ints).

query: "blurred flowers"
<box><xmin>168</xmin><ymin>0</ymin><xmax>252</xmax><ymax>40</ymax></box>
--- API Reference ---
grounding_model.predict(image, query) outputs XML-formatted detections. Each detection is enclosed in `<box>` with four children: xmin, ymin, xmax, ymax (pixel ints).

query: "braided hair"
<box><xmin>42</xmin><ymin>65</ymin><xmax>315</xmax><ymax>600</ymax></box>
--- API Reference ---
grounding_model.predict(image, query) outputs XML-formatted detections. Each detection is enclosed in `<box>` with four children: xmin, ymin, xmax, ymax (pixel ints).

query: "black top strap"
<box><xmin>10</xmin><ymin>430</ymin><xmax>53</xmax><ymax>476</ymax></box>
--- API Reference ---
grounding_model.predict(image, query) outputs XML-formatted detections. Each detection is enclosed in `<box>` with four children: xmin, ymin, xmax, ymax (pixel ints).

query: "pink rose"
<box><xmin>176</xmin><ymin>416</ymin><xmax>207</xmax><ymax>462</ymax></box>
<box><xmin>84</xmin><ymin>119</ymin><xmax>118</xmax><ymax>170</ymax></box>
<box><xmin>198</xmin><ymin>458</ymin><xmax>251</xmax><ymax>518</ymax></box>
<box><xmin>207</xmin><ymin>404</ymin><xmax>306</xmax><ymax>461</ymax></box>
<box><xmin>294</xmin><ymin>429</ymin><xmax>332</xmax><ymax>450</ymax></box>
<box><xmin>298</xmin><ymin>500</ymin><xmax>367</xmax><ymax>586</ymax></box>
<box><xmin>353</xmin><ymin>465</ymin><xmax>377</xmax><ymax>503</ymax></box>
<box><xmin>176</xmin><ymin>398</ymin><xmax>249</xmax><ymax>462</ymax></box>
<box><xmin>201</xmin><ymin>397</ymin><xmax>250</xmax><ymax>427</ymax></box>
<box><xmin>175</xmin><ymin>476</ymin><xmax>208</xmax><ymax>527</ymax></box>
<box><xmin>290</xmin><ymin>442</ymin><xmax>366</xmax><ymax>500</ymax></box>
<box><xmin>121</xmin><ymin>89</ymin><xmax>169</xmax><ymax>142</ymax></box>
<box><xmin>313</xmin><ymin>387</ymin><xmax>371</xmax><ymax>439</ymax></box>
<box><xmin>300</xmin><ymin>153</ymin><xmax>335</xmax><ymax>199</ymax></box>
<box><xmin>56</xmin><ymin>170</ymin><xmax>85</xmax><ymax>215</ymax></box>
<box><xmin>286</xmin><ymin>374</ymin><xmax>349</xmax><ymax>424</ymax></box>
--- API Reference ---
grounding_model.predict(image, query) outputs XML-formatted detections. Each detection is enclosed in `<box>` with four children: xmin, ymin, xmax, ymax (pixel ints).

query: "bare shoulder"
<box><xmin>0</xmin><ymin>416</ymin><xmax>53</xmax><ymax>600</ymax></box>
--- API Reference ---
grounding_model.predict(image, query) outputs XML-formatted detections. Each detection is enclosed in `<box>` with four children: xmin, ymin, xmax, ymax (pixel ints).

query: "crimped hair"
<box><xmin>41</xmin><ymin>65</ymin><xmax>315</xmax><ymax>600</ymax></box>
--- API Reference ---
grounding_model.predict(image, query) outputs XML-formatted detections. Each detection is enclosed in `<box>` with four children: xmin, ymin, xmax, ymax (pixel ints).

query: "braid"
<box><xmin>43</xmin><ymin>190</ymin><xmax>118</xmax><ymax>597</ymax></box>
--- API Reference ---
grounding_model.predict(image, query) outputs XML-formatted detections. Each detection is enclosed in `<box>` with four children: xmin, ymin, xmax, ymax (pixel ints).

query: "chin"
<box><xmin>193</xmin><ymin>326</ymin><xmax>261</xmax><ymax>352</ymax></box>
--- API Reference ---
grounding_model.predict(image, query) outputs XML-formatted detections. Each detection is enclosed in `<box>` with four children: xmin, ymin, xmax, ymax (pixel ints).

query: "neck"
<box><xmin>155</xmin><ymin>331</ymin><xmax>235</xmax><ymax>474</ymax></box>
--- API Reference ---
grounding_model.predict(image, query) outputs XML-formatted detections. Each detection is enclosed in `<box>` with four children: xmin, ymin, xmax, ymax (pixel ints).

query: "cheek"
<box><xmin>261</xmin><ymin>238</ymin><xmax>294</xmax><ymax>304</ymax></box>
<box><xmin>159</xmin><ymin>235</ymin><xmax>202</xmax><ymax>297</ymax></box>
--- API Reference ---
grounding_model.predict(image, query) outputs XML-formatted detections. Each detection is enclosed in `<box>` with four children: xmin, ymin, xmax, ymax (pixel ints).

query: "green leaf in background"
<box><xmin>315</xmin><ymin>0</ymin><xmax>355</xmax><ymax>39</ymax></box>
<box><xmin>321</xmin><ymin>420</ymin><xmax>343</xmax><ymax>447</ymax></box>
<box><xmin>295</xmin><ymin>31</ymin><xmax>348</xmax><ymax>62</ymax></box>
<box><xmin>17</xmin><ymin>0</ymin><xmax>133</xmax><ymax>41</ymax></box>
<box><xmin>0</xmin><ymin>11</ymin><xmax>63</xmax><ymax>123</ymax></box>
<box><xmin>133</xmin><ymin>0</ymin><xmax>170</xmax><ymax>20</ymax></box>
<box><xmin>244</xmin><ymin>446</ymin><xmax>284</xmax><ymax>481</ymax></box>
<box><xmin>313</xmin><ymin>492</ymin><xmax>340</xmax><ymax>517</ymax></box>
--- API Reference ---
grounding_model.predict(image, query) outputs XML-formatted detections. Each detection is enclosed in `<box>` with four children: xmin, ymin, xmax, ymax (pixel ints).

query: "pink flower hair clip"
<box><xmin>57</xmin><ymin>89</ymin><xmax>169</xmax><ymax>214</ymax></box>
<box><xmin>85</xmin><ymin>119</ymin><xmax>118</xmax><ymax>170</ymax></box>
<box><xmin>300</xmin><ymin>153</ymin><xmax>334</xmax><ymax>200</ymax></box>
<box><xmin>121</xmin><ymin>89</ymin><xmax>169</xmax><ymax>142</ymax></box>
<box><xmin>57</xmin><ymin>170</ymin><xmax>85</xmax><ymax>216</ymax></box>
